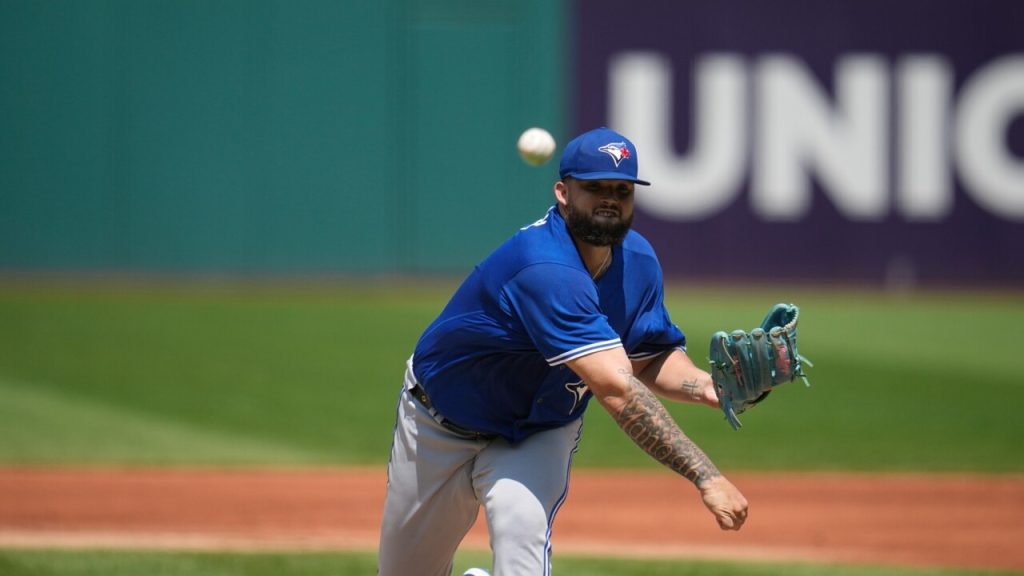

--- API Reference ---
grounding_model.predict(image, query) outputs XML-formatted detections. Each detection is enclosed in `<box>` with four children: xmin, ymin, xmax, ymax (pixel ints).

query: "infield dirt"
<box><xmin>1</xmin><ymin>468</ymin><xmax>1022</xmax><ymax>571</ymax></box>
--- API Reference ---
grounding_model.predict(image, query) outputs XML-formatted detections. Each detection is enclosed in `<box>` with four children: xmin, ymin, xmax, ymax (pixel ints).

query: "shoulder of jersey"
<box><xmin>622</xmin><ymin>228</ymin><xmax>655</xmax><ymax>254</ymax></box>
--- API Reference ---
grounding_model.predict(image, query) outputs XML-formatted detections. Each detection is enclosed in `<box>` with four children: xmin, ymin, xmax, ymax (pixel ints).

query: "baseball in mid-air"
<box><xmin>517</xmin><ymin>127</ymin><xmax>556</xmax><ymax>166</ymax></box>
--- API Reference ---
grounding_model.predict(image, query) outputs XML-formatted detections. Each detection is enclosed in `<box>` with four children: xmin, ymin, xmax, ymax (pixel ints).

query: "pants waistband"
<box><xmin>408</xmin><ymin>382</ymin><xmax>496</xmax><ymax>441</ymax></box>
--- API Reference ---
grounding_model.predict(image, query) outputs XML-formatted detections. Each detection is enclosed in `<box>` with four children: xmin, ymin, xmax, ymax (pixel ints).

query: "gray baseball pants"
<box><xmin>378</xmin><ymin>361</ymin><xmax>583</xmax><ymax>576</ymax></box>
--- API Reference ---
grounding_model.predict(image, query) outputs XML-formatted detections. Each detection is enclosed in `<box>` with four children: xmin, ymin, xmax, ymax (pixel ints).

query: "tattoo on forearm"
<box><xmin>614</xmin><ymin>370</ymin><xmax>721</xmax><ymax>486</ymax></box>
<box><xmin>682</xmin><ymin>378</ymin><xmax>702</xmax><ymax>401</ymax></box>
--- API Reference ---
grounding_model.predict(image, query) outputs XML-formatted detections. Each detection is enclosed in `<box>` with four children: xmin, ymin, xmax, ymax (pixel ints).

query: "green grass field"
<box><xmin>2</xmin><ymin>280</ymin><xmax>1021</xmax><ymax>472</ymax></box>
<box><xmin>0</xmin><ymin>548</ymin><xmax>1015</xmax><ymax>576</ymax></box>
<box><xmin>1</xmin><ymin>280</ymin><xmax>1022</xmax><ymax>575</ymax></box>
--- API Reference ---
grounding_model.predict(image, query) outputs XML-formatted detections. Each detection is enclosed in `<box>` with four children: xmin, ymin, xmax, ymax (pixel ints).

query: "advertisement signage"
<box><xmin>574</xmin><ymin>0</ymin><xmax>1023</xmax><ymax>284</ymax></box>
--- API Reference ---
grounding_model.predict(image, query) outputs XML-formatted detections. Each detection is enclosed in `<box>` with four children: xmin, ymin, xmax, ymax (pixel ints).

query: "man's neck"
<box><xmin>574</xmin><ymin>240</ymin><xmax>612</xmax><ymax>280</ymax></box>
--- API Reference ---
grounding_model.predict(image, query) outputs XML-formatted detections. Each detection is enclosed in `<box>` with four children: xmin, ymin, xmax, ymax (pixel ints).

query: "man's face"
<box><xmin>560</xmin><ymin>178</ymin><xmax>635</xmax><ymax>246</ymax></box>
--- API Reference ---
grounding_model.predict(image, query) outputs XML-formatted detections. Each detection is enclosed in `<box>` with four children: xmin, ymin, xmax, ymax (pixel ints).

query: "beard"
<box><xmin>564</xmin><ymin>202</ymin><xmax>633</xmax><ymax>246</ymax></box>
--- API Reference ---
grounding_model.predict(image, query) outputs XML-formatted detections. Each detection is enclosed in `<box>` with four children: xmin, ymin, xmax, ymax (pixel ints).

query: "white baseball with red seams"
<box><xmin>463</xmin><ymin>569</ymin><xmax>491</xmax><ymax>576</ymax></box>
<box><xmin>517</xmin><ymin>127</ymin><xmax>557</xmax><ymax>166</ymax></box>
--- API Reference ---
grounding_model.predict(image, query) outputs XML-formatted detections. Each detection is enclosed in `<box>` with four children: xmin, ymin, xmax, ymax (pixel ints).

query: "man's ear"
<box><xmin>554</xmin><ymin>180</ymin><xmax>569</xmax><ymax>207</ymax></box>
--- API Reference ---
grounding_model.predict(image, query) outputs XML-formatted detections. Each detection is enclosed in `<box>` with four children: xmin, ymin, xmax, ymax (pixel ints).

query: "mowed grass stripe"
<box><xmin>0</xmin><ymin>375</ymin><xmax>328</xmax><ymax>465</ymax></box>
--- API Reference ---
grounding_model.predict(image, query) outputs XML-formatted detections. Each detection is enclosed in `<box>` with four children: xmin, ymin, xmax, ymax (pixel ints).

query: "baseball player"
<box><xmin>378</xmin><ymin>127</ymin><xmax>748</xmax><ymax>576</ymax></box>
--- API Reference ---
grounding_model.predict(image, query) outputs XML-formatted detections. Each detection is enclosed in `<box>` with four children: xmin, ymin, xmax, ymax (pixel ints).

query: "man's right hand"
<box><xmin>566</xmin><ymin>347</ymin><xmax>748</xmax><ymax>527</ymax></box>
<box><xmin>697</xmin><ymin>475</ymin><xmax>749</xmax><ymax>530</ymax></box>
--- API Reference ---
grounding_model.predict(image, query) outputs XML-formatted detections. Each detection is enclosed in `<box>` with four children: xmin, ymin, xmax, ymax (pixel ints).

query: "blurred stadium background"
<box><xmin>4</xmin><ymin>0</ymin><xmax>1019</xmax><ymax>284</ymax></box>
<box><xmin>1</xmin><ymin>1</ymin><xmax>1023</xmax><ymax>575</ymax></box>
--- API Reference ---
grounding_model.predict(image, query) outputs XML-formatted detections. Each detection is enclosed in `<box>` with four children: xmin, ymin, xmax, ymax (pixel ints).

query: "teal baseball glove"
<box><xmin>708</xmin><ymin>303</ymin><xmax>812</xmax><ymax>430</ymax></box>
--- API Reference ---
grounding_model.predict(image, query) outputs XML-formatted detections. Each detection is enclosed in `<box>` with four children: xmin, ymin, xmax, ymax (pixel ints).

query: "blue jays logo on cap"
<box><xmin>597</xmin><ymin>142</ymin><xmax>631</xmax><ymax>167</ymax></box>
<box><xmin>559</xmin><ymin>127</ymin><xmax>651</xmax><ymax>186</ymax></box>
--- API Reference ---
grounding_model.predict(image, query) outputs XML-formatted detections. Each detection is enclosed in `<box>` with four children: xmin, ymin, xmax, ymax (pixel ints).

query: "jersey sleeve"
<box><xmin>502</xmin><ymin>263</ymin><xmax>622</xmax><ymax>366</ymax></box>
<box><xmin>627</xmin><ymin>273</ymin><xmax>687</xmax><ymax>360</ymax></box>
<box><xmin>628</xmin><ymin>302</ymin><xmax>687</xmax><ymax>360</ymax></box>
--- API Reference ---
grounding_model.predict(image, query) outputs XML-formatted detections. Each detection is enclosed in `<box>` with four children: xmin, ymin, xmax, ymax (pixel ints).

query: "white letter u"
<box><xmin>609</xmin><ymin>52</ymin><xmax>747</xmax><ymax>220</ymax></box>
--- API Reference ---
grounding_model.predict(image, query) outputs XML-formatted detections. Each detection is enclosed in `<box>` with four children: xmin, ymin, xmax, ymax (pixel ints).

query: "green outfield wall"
<box><xmin>0</xmin><ymin>0</ymin><xmax>566</xmax><ymax>274</ymax></box>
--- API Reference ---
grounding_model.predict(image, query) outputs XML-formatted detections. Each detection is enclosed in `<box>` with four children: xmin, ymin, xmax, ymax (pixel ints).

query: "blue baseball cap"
<box><xmin>558</xmin><ymin>127</ymin><xmax>651</xmax><ymax>186</ymax></box>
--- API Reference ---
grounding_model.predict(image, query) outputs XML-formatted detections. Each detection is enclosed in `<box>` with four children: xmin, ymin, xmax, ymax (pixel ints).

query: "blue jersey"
<box><xmin>412</xmin><ymin>206</ymin><xmax>686</xmax><ymax>444</ymax></box>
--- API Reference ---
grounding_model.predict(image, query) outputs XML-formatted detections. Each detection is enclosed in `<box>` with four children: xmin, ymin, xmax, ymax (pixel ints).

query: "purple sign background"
<box><xmin>574</xmin><ymin>0</ymin><xmax>1023</xmax><ymax>286</ymax></box>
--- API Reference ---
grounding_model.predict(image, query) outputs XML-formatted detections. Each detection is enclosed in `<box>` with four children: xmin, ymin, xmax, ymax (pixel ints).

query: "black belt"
<box><xmin>408</xmin><ymin>383</ymin><xmax>497</xmax><ymax>441</ymax></box>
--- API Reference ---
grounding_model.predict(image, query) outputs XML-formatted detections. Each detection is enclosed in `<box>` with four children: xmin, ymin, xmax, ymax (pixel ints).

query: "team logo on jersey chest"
<box><xmin>597</xmin><ymin>142</ymin><xmax>631</xmax><ymax>167</ymax></box>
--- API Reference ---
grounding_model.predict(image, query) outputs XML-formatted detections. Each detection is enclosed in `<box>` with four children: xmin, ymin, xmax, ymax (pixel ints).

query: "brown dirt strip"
<box><xmin>0</xmin><ymin>468</ymin><xmax>1021</xmax><ymax>571</ymax></box>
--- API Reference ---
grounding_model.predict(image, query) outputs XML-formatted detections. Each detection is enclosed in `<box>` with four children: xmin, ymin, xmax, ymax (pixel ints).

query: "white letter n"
<box><xmin>753</xmin><ymin>55</ymin><xmax>889</xmax><ymax>222</ymax></box>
